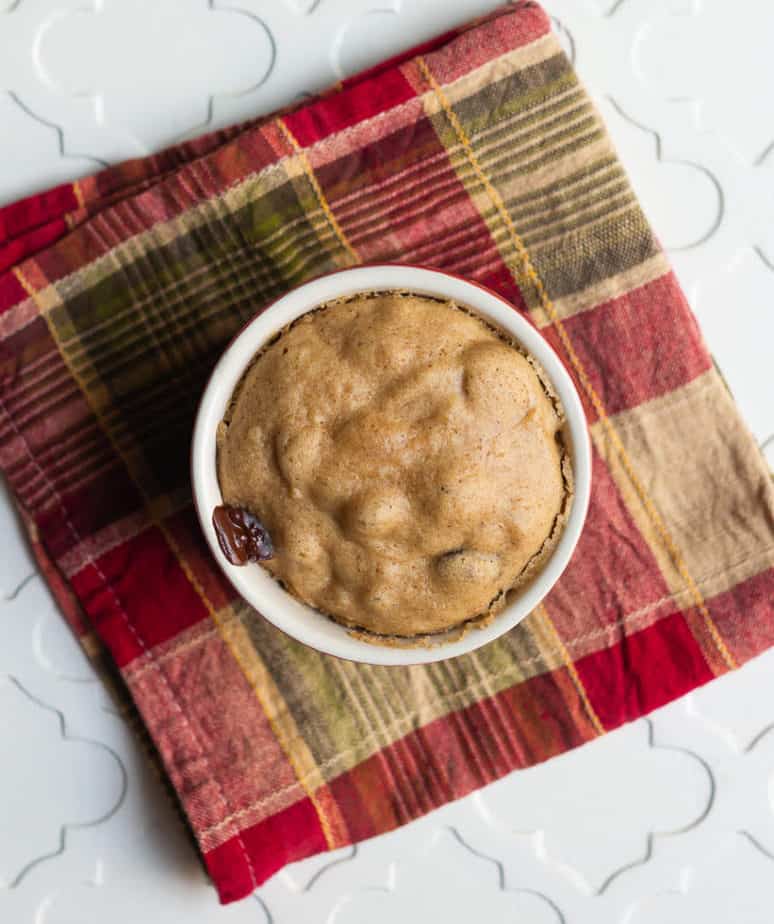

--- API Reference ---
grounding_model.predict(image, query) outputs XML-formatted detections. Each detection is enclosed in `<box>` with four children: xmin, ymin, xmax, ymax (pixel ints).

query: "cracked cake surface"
<box><xmin>216</xmin><ymin>291</ymin><xmax>570</xmax><ymax>640</ymax></box>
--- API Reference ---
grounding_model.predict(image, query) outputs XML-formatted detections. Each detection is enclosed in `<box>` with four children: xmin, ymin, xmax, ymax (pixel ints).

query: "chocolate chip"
<box><xmin>212</xmin><ymin>505</ymin><xmax>274</xmax><ymax>566</ymax></box>
<box><xmin>435</xmin><ymin>548</ymin><xmax>501</xmax><ymax>583</ymax></box>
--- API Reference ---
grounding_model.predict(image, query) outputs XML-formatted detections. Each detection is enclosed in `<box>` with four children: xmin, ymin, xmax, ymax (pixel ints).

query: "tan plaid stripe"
<box><xmin>595</xmin><ymin>370</ymin><xmax>774</xmax><ymax>669</ymax></box>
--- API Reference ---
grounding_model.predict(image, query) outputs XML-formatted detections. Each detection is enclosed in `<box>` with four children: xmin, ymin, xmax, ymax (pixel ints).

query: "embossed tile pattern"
<box><xmin>1</xmin><ymin>1</ymin><xmax>772</xmax><ymax>921</ymax></box>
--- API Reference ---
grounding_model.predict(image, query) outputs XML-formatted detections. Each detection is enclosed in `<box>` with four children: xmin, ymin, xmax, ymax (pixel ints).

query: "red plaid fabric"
<box><xmin>1</xmin><ymin>2</ymin><xmax>772</xmax><ymax>904</ymax></box>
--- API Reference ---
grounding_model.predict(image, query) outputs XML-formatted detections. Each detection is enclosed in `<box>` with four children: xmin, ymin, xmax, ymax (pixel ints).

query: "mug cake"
<box><xmin>214</xmin><ymin>290</ymin><xmax>572</xmax><ymax>644</ymax></box>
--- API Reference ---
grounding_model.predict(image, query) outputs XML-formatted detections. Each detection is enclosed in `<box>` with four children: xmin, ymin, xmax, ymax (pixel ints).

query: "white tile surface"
<box><xmin>1</xmin><ymin>1</ymin><xmax>772</xmax><ymax>921</ymax></box>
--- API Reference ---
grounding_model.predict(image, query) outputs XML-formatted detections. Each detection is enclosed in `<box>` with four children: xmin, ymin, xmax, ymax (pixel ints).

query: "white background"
<box><xmin>1</xmin><ymin>1</ymin><xmax>773</xmax><ymax>921</ymax></box>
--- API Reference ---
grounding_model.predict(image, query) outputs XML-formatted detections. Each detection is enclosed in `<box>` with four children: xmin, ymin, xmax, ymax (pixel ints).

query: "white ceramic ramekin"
<box><xmin>192</xmin><ymin>265</ymin><xmax>591</xmax><ymax>665</ymax></box>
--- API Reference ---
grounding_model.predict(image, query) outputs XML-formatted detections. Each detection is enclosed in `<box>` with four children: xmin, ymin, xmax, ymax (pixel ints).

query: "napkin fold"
<box><xmin>1</xmin><ymin>1</ymin><xmax>773</xmax><ymax>904</ymax></box>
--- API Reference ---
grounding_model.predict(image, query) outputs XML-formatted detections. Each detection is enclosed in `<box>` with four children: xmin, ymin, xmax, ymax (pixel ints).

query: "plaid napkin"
<box><xmin>1</xmin><ymin>1</ymin><xmax>773</xmax><ymax>904</ymax></box>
